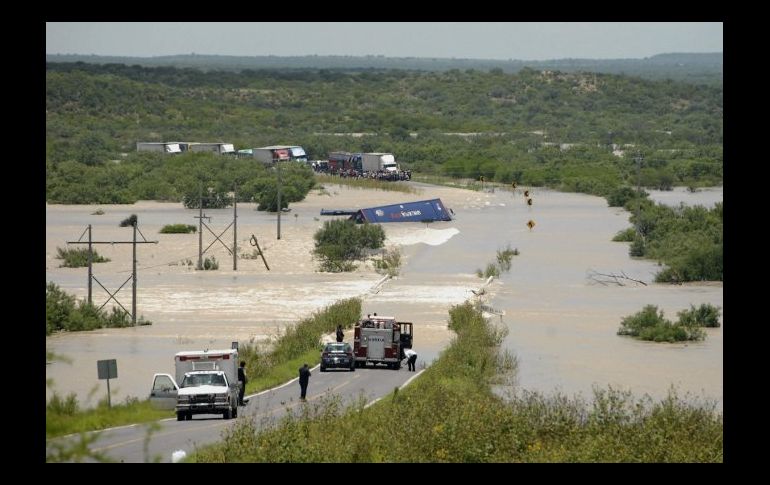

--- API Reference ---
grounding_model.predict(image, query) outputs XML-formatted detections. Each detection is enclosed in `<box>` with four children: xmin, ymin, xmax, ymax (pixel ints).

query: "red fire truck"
<box><xmin>353</xmin><ymin>315</ymin><xmax>413</xmax><ymax>369</ymax></box>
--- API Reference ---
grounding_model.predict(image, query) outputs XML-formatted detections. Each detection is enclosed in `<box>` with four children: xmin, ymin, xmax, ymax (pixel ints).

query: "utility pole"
<box><xmin>87</xmin><ymin>224</ymin><xmax>92</xmax><ymax>304</ymax></box>
<box><xmin>277</xmin><ymin>164</ymin><xmax>282</xmax><ymax>240</ymax></box>
<box><xmin>635</xmin><ymin>152</ymin><xmax>643</xmax><ymax>234</ymax></box>
<box><xmin>198</xmin><ymin>185</ymin><xmax>203</xmax><ymax>270</ymax></box>
<box><xmin>233</xmin><ymin>185</ymin><xmax>238</xmax><ymax>271</ymax></box>
<box><xmin>132</xmin><ymin>221</ymin><xmax>137</xmax><ymax>325</ymax></box>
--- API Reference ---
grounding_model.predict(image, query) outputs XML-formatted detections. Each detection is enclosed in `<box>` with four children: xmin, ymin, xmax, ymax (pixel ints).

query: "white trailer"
<box><xmin>136</xmin><ymin>142</ymin><xmax>183</xmax><ymax>153</ymax></box>
<box><xmin>252</xmin><ymin>146</ymin><xmax>307</xmax><ymax>164</ymax></box>
<box><xmin>189</xmin><ymin>143</ymin><xmax>235</xmax><ymax>155</ymax></box>
<box><xmin>252</xmin><ymin>148</ymin><xmax>278</xmax><ymax>164</ymax></box>
<box><xmin>361</xmin><ymin>153</ymin><xmax>398</xmax><ymax>173</ymax></box>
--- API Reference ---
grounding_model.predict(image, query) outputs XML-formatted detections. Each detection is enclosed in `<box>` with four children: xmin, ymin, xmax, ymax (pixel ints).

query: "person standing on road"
<box><xmin>336</xmin><ymin>324</ymin><xmax>344</xmax><ymax>343</ymax></box>
<box><xmin>298</xmin><ymin>363</ymin><xmax>311</xmax><ymax>401</ymax></box>
<box><xmin>404</xmin><ymin>348</ymin><xmax>417</xmax><ymax>372</ymax></box>
<box><xmin>238</xmin><ymin>361</ymin><xmax>248</xmax><ymax>406</ymax></box>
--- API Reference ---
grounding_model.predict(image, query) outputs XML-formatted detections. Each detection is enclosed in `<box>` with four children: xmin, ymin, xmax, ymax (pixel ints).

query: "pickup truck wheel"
<box><xmin>233</xmin><ymin>405</ymin><xmax>238</xmax><ymax>418</ymax></box>
<box><xmin>177</xmin><ymin>412</ymin><xmax>185</xmax><ymax>421</ymax></box>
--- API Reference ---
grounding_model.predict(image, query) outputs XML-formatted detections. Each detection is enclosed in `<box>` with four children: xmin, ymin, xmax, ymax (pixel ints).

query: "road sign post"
<box><xmin>97</xmin><ymin>359</ymin><xmax>118</xmax><ymax>408</ymax></box>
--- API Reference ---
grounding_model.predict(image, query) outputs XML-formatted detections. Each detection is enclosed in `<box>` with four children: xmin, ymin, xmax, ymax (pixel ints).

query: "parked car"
<box><xmin>320</xmin><ymin>342</ymin><xmax>355</xmax><ymax>372</ymax></box>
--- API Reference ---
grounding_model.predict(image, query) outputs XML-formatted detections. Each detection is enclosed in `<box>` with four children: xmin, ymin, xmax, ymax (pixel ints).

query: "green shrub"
<box><xmin>119</xmin><ymin>214</ymin><xmax>138</xmax><ymax>227</ymax></box>
<box><xmin>45</xmin><ymin>282</ymin><xmax>150</xmax><ymax>335</ymax></box>
<box><xmin>628</xmin><ymin>235</ymin><xmax>646</xmax><ymax>257</ymax></box>
<box><xmin>496</xmin><ymin>245</ymin><xmax>519</xmax><ymax>272</ymax></box>
<box><xmin>677</xmin><ymin>304</ymin><xmax>721</xmax><ymax>328</ymax></box>
<box><xmin>159</xmin><ymin>224</ymin><xmax>197</xmax><ymax>234</ymax></box>
<box><xmin>202</xmin><ymin>256</ymin><xmax>219</xmax><ymax>270</ymax></box>
<box><xmin>618</xmin><ymin>305</ymin><xmax>705</xmax><ymax>342</ymax></box>
<box><xmin>612</xmin><ymin>228</ymin><xmax>636</xmax><ymax>242</ymax></box>
<box><xmin>483</xmin><ymin>263</ymin><xmax>500</xmax><ymax>279</ymax></box>
<box><xmin>373</xmin><ymin>247</ymin><xmax>402</xmax><ymax>277</ymax></box>
<box><xmin>622</xmin><ymin>202</ymin><xmax>722</xmax><ymax>282</ymax></box>
<box><xmin>313</xmin><ymin>220</ymin><xmax>386</xmax><ymax>272</ymax></box>
<box><xmin>56</xmin><ymin>247</ymin><xmax>110</xmax><ymax>268</ymax></box>
<box><xmin>46</xmin><ymin>391</ymin><xmax>80</xmax><ymax>416</ymax></box>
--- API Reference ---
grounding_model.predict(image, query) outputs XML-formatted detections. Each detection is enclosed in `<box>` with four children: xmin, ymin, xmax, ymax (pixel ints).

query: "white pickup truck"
<box><xmin>150</xmin><ymin>349</ymin><xmax>240</xmax><ymax>421</ymax></box>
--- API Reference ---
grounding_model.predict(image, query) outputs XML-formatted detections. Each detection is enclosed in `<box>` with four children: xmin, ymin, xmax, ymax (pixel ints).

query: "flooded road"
<box><xmin>46</xmin><ymin>184</ymin><xmax>722</xmax><ymax>411</ymax></box>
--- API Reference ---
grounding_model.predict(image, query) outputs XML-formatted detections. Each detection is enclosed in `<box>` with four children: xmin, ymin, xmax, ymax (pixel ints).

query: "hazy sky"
<box><xmin>46</xmin><ymin>22</ymin><xmax>722</xmax><ymax>61</ymax></box>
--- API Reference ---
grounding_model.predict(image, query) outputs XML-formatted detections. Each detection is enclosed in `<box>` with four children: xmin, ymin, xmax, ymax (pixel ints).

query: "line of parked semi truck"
<box><xmin>136</xmin><ymin>142</ymin><xmax>411</xmax><ymax>181</ymax></box>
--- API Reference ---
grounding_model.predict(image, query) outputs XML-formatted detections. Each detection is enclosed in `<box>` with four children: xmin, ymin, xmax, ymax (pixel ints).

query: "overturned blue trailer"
<box><xmin>326</xmin><ymin>198</ymin><xmax>452</xmax><ymax>223</ymax></box>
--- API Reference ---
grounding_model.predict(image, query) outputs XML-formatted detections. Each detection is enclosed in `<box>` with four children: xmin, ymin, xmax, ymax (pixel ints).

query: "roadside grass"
<box><xmin>239</xmin><ymin>298</ymin><xmax>361</xmax><ymax>394</ymax></box>
<box><xmin>192</xmin><ymin>301</ymin><xmax>722</xmax><ymax>463</ymax></box>
<box><xmin>46</xmin><ymin>395</ymin><xmax>173</xmax><ymax>439</ymax></box>
<box><xmin>315</xmin><ymin>174</ymin><xmax>419</xmax><ymax>194</ymax></box>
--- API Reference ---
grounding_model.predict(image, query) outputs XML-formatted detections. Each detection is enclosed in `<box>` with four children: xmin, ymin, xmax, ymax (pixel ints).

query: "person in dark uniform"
<box><xmin>336</xmin><ymin>325</ymin><xmax>344</xmax><ymax>343</ymax></box>
<box><xmin>238</xmin><ymin>361</ymin><xmax>248</xmax><ymax>406</ymax></box>
<box><xmin>298</xmin><ymin>363</ymin><xmax>311</xmax><ymax>401</ymax></box>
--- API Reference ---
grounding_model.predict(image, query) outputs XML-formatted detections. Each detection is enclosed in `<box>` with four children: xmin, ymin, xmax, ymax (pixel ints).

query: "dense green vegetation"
<box><xmin>239</xmin><ymin>298</ymin><xmax>361</xmax><ymax>393</ymax></box>
<box><xmin>55</xmin><ymin>247</ymin><xmax>110</xmax><ymax>267</ymax></box>
<box><xmin>677</xmin><ymin>303</ymin><xmax>721</xmax><ymax>328</ymax></box>
<box><xmin>46</xmin><ymin>62</ymin><xmax>721</xmax><ymax>206</ymax></box>
<box><xmin>193</xmin><ymin>302</ymin><xmax>722</xmax><ymax>462</ymax></box>
<box><xmin>46</xmin><ymin>282</ymin><xmax>150</xmax><ymax>335</ymax></box>
<box><xmin>614</xmin><ymin>198</ymin><xmax>723</xmax><ymax>282</ymax></box>
<box><xmin>313</xmin><ymin>220</ymin><xmax>386</xmax><ymax>272</ymax></box>
<box><xmin>617</xmin><ymin>304</ymin><xmax>719</xmax><ymax>342</ymax></box>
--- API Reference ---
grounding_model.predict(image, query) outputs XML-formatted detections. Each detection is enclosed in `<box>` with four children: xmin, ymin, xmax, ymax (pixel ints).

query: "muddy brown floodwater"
<box><xmin>46</xmin><ymin>183</ymin><xmax>722</xmax><ymax>411</ymax></box>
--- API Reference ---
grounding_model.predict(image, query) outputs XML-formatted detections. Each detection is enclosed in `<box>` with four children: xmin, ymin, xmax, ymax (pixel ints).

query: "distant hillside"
<box><xmin>45</xmin><ymin>52</ymin><xmax>722</xmax><ymax>85</ymax></box>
